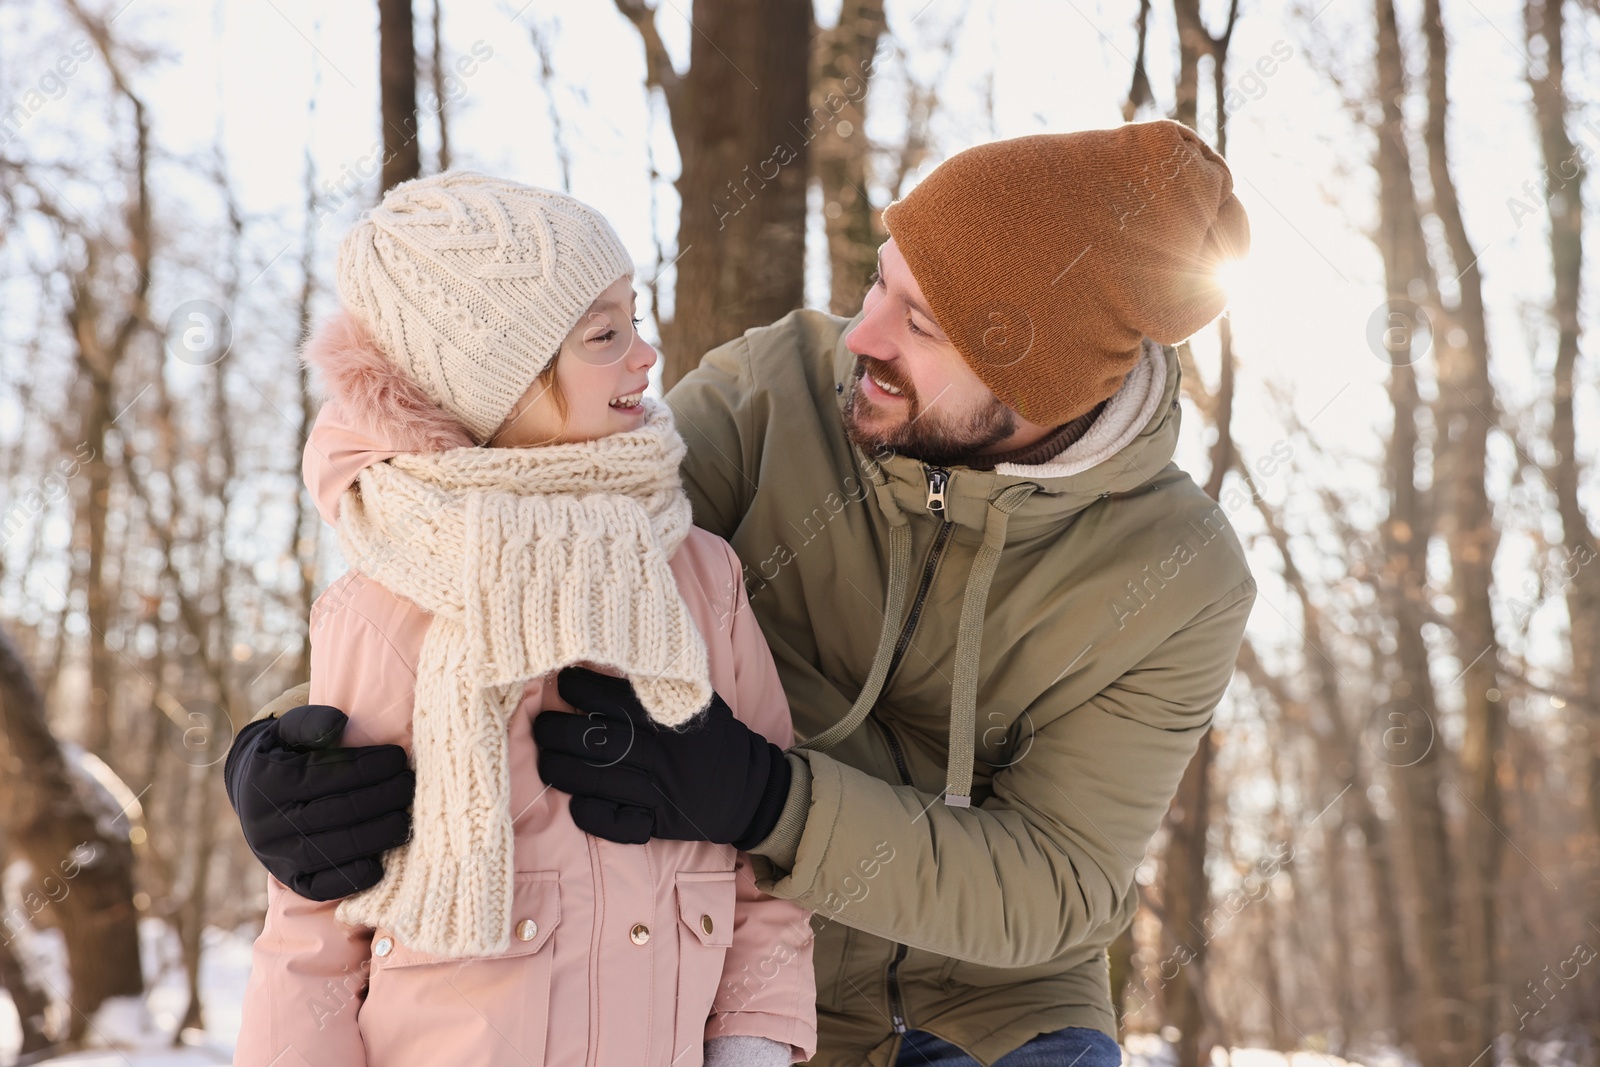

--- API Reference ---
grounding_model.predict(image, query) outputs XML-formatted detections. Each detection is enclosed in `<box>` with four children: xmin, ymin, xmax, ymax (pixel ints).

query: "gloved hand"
<box><xmin>533</xmin><ymin>667</ymin><xmax>791</xmax><ymax>849</ymax></box>
<box><xmin>224</xmin><ymin>704</ymin><xmax>414</xmax><ymax>901</ymax></box>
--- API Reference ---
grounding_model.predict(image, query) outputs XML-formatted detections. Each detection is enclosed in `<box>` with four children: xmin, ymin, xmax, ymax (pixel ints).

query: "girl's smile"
<box><xmin>491</xmin><ymin>275</ymin><xmax>656</xmax><ymax>447</ymax></box>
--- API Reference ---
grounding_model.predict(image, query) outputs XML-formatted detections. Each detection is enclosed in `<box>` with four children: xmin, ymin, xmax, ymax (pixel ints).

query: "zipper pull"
<box><xmin>891</xmin><ymin>1012</ymin><xmax>908</xmax><ymax>1035</ymax></box>
<box><xmin>925</xmin><ymin>467</ymin><xmax>950</xmax><ymax>517</ymax></box>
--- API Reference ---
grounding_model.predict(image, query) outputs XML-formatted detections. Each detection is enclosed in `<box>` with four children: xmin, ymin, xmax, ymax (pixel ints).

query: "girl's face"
<box><xmin>490</xmin><ymin>276</ymin><xmax>656</xmax><ymax>447</ymax></box>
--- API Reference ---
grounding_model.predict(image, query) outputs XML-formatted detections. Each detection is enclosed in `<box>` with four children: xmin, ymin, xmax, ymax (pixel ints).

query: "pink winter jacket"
<box><xmin>236</xmin><ymin>315</ymin><xmax>817</xmax><ymax>1067</ymax></box>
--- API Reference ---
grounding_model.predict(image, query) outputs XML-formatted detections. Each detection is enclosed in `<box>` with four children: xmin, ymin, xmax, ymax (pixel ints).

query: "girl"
<box><xmin>236</xmin><ymin>173</ymin><xmax>816</xmax><ymax>1067</ymax></box>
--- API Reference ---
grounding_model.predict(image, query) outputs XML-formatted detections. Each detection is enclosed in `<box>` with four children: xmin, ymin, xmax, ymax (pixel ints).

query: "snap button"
<box><xmin>629</xmin><ymin>923</ymin><xmax>651</xmax><ymax>945</ymax></box>
<box><xmin>700</xmin><ymin>914</ymin><xmax>714</xmax><ymax>936</ymax></box>
<box><xmin>374</xmin><ymin>937</ymin><xmax>393</xmax><ymax>957</ymax></box>
<box><xmin>516</xmin><ymin>919</ymin><xmax>538</xmax><ymax>942</ymax></box>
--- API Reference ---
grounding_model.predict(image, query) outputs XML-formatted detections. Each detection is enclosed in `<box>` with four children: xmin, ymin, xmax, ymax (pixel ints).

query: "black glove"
<box><xmin>224</xmin><ymin>704</ymin><xmax>414</xmax><ymax>901</ymax></box>
<box><xmin>533</xmin><ymin>667</ymin><xmax>791</xmax><ymax>849</ymax></box>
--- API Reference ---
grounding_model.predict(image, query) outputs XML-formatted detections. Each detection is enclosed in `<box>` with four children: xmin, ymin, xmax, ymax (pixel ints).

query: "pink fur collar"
<box><xmin>301</xmin><ymin>310</ymin><xmax>477</xmax><ymax>452</ymax></box>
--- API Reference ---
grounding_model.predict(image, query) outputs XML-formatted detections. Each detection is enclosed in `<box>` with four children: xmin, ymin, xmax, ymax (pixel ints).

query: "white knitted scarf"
<box><xmin>331</xmin><ymin>399</ymin><xmax>712</xmax><ymax>957</ymax></box>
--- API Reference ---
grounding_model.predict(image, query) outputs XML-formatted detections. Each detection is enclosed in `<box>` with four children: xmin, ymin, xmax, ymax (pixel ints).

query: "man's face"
<box><xmin>843</xmin><ymin>240</ymin><xmax>1036</xmax><ymax>465</ymax></box>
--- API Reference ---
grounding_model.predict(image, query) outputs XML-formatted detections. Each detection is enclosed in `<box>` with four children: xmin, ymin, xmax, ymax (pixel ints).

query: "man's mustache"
<box><xmin>852</xmin><ymin>354</ymin><xmax>916</xmax><ymax>404</ymax></box>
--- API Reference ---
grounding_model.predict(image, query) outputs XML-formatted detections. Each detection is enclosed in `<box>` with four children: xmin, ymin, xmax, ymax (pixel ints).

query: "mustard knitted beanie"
<box><xmin>881</xmin><ymin>120</ymin><xmax>1250</xmax><ymax>426</ymax></box>
<box><xmin>335</xmin><ymin>171</ymin><xmax>635</xmax><ymax>443</ymax></box>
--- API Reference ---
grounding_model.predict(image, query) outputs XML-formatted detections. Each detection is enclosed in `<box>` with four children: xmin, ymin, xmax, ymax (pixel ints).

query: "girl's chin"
<box><xmin>606</xmin><ymin>402</ymin><xmax>648</xmax><ymax>422</ymax></box>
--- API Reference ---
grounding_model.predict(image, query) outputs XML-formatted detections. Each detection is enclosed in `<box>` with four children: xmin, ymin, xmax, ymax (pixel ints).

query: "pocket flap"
<box><xmin>675</xmin><ymin>870</ymin><xmax>736</xmax><ymax>949</ymax></box>
<box><xmin>374</xmin><ymin>870</ymin><xmax>561</xmax><ymax>968</ymax></box>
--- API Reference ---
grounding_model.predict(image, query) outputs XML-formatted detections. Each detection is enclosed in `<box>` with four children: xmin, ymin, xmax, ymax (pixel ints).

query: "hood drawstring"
<box><xmin>797</xmin><ymin>469</ymin><xmax>1038</xmax><ymax>810</ymax></box>
<box><xmin>944</xmin><ymin>482</ymin><xmax>1037</xmax><ymax>806</ymax></box>
<box><xmin>799</xmin><ymin>473</ymin><xmax>913</xmax><ymax>753</ymax></box>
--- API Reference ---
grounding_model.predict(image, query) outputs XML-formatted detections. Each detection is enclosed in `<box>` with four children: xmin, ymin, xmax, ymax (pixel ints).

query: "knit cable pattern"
<box><xmin>331</xmin><ymin>399</ymin><xmax>712</xmax><ymax>957</ymax></box>
<box><xmin>335</xmin><ymin>171</ymin><xmax>635</xmax><ymax>442</ymax></box>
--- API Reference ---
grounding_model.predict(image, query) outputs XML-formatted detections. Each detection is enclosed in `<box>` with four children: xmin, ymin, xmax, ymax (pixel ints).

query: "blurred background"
<box><xmin>0</xmin><ymin>0</ymin><xmax>1596</xmax><ymax>1064</ymax></box>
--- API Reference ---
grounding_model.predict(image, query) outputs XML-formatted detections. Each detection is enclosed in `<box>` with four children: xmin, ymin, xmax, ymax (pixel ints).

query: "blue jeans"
<box><xmin>895</xmin><ymin>1026</ymin><xmax>1122</xmax><ymax>1067</ymax></box>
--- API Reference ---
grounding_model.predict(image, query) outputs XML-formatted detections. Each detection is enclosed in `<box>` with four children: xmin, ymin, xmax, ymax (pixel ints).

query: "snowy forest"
<box><xmin>0</xmin><ymin>0</ymin><xmax>1597</xmax><ymax>1064</ymax></box>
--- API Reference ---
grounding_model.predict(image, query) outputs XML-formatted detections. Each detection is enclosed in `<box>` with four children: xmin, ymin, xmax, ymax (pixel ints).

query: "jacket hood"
<box><xmin>830</xmin><ymin>310</ymin><xmax>1182</xmax><ymax>541</ymax></box>
<box><xmin>301</xmin><ymin>310</ymin><xmax>475</xmax><ymax>526</ymax></box>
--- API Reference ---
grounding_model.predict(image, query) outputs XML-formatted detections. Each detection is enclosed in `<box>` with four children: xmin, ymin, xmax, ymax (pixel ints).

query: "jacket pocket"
<box><xmin>359</xmin><ymin>871</ymin><xmax>562</xmax><ymax>1067</ymax></box>
<box><xmin>670</xmin><ymin>870</ymin><xmax>738</xmax><ymax>1067</ymax></box>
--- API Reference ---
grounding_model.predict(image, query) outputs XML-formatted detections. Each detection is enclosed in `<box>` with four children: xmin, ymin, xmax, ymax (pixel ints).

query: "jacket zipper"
<box><xmin>886</xmin><ymin>943</ymin><xmax>910</xmax><ymax>1033</ymax></box>
<box><xmin>884</xmin><ymin>466</ymin><xmax>954</xmax><ymax>683</ymax></box>
<box><xmin>874</xmin><ymin>465</ymin><xmax>952</xmax><ymax>1038</ymax></box>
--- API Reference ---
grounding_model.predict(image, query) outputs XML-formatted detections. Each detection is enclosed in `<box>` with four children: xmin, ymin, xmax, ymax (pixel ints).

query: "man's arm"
<box><xmin>707</xmin><ymin>540</ymin><xmax>817</xmax><ymax>1062</ymax></box>
<box><xmin>253</xmin><ymin>683</ymin><xmax>310</xmax><ymax>723</ymax></box>
<box><xmin>666</xmin><ymin>335</ymin><xmax>761</xmax><ymax>541</ymax></box>
<box><xmin>749</xmin><ymin>577</ymin><xmax>1255</xmax><ymax>969</ymax></box>
<box><xmin>226</xmin><ymin>574</ymin><xmax>415</xmax><ymax>899</ymax></box>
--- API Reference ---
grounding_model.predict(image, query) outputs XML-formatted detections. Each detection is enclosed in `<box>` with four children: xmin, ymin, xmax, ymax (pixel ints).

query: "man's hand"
<box><xmin>224</xmin><ymin>704</ymin><xmax>414</xmax><ymax>901</ymax></box>
<box><xmin>533</xmin><ymin>667</ymin><xmax>791</xmax><ymax>849</ymax></box>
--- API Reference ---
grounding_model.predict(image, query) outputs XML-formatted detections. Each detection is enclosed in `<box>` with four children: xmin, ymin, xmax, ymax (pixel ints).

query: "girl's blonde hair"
<box><xmin>528</xmin><ymin>352</ymin><xmax>569</xmax><ymax>445</ymax></box>
<box><xmin>537</xmin><ymin>361</ymin><xmax>569</xmax><ymax>431</ymax></box>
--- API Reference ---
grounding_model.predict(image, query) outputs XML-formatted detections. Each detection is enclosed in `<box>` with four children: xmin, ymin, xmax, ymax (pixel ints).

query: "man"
<box><xmin>227</xmin><ymin>120</ymin><xmax>1256</xmax><ymax>1066</ymax></box>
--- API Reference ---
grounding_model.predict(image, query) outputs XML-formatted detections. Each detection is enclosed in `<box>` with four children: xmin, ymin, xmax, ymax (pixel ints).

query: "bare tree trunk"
<box><xmin>0</xmin><ymin>924</ymin><xmax>55</xmax><ymax>1058</ymax></box>
<box><xmin>1259</xmin><ymin>898</ymin><xmax>1293</xmax><ymax>1052</ymax></box>
<box><xmin>1160</xmin><ymin>7</ymin><xmax>1238</xmax><ymax>1063</ymax></box>
<box><xmin>528</xmin><ymin>22</ymin><xmax>572</xmax><ymax>193</ymax></box>
<box><xmin>1370</xmin><ymin>5</ymin><xmax>1470</xmax><ymax>1063</ymax></box>
<box><xmin>1123</xmin><ymin>0</ymin><xmax>1155</xmax><ymax>121</ymax></box>
<box><xmin>812</xmin><ymin>0</ymin><xmax>887</xmax><ymax>315</ymax></box>
<box><xmin>75</xmin><ymin>352</ymin><xmax>116</xmax><ymax>763</ymax></box>
<box><xmin>616</xmin><ymin>0</ymin><xmax>812</xmax><ymax>388</ymax></box>
<box><xmin>1161</xmin><ymin>731</ymin><xmax>1214</xmax><ymax>1067</ymax></box>
<box><xmin>1526</xmin><ymin>0</ymin><xmax>1600</xmax><ymax>1045</ymax></box>
<box><xmin>289</xmin><ymin>111</ymin><xmax>322</xmax><ymax>690</ymax></box>
<box><xmin>1237</xmin><ymin>471</ymin><xmax>1411</xmax><ymax>1047</ymax></box>
<box><xmin>429</xmin><ymin>0</ymin><xmax>449</xmax><ymax>172</ymax></box>
<box><xmin>1171</xmin><ymin>0</ymin><xmax>1202</xmax><ymax>128</ymax></box>
<box><xmin>0</xmin><ymin>627</ymin><xmax>142</xmax><ymax>1034</ymax></box>
<box><xmin>1109</xmin><ymin>923</ymin><xmax>1136</xmax><ymax>1040</ymax></box>
<box><xmin>379</xmin><ymin>0</ymin><xmax>420</xmax><ymax>193</ymax></box>
<box><xmin>58</xmin><ymin>0</ymin><xmax>154</xmax><ymax>767</ymax></box>
<box><xmin>1526</xmin><ymin>0</ymin><xmax>1597</xmax><ymax>833</ymax></box>
<box><xmin>174</xmin><ymin>756</ymin><xmax>218</xmax><ymax>1036</ymax></box>
<box><xmin>1418</xmin><ymin>3</ymin><xmax>1503</xmax><ymax>1049</ymax></box>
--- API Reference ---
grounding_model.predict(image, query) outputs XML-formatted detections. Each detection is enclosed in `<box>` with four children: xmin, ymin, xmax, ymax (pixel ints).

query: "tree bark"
<box><xmin>0</xmin><ymin>916</ymin><xmax>55</xmax><ymax>1057</ymax></box>
<box><xmin>1370</xmin><ymin>3</ymin><xmax>1471</xmax><ymax>1063</ymax></box>
<box><xmin>1235</xmin><ymin>474</ymin><xmax>1412</xmax><ymax>1047</ymax></box>
<box><xmin>1161</xmin><ymin>731</ymin><xmax>1215</xmax><ymax>1067</ymax></box>
<box><xmin>289</xmin><ymin>114</ymin><xmax>321</xmax><ymax>690</ymax></box>
<box><xmin>430</xmin><ymin>0</ymin><xmax>449</xmax><ymax>172</ymax></box>
<box><xmin>379</xmin><ymin>0</ymin><xmax>420</xmax><ymax>193</ymax></box>
<box><xmin>1160</xmin><ymin>7</ymin><xmax>1238</xmax><ymax>1063</ymax></box>
<box><xmin>812</xmin><ymin>0</ymin><xmax>888</xmax><ymax>316</ymax></box>
<box><xmin>0</xmin><ymin>626</ymin><xmax>143</xmax><ymax>1035</ymax></box>
<box><xmin>617</xmin><ymin>0</ymin><xmax>813</xmax><ymax>389</ymax></box>
<box><xmin>1525</xmin><ymin>0</ymin><xmax>1600</xmax><ymax>1044</ymax></box>
<box><xmin>1419</xmin><ymin>2</ymin><xmax>1503</xmax><ymax>1048</ymax></box>
<box><xmin>1123</xmin><ymin>0</ymin><xmax>1155</xmax><ymax>121</ymax></box>
<box><xmin>1108</xmin><ymin>923</ymin><xmax>1136</xmax><ymax>1038</ymax></box>
<box><xmin>58</xmin><ymin>0</ymin><xmax>155</xmax><ymax>769</ymax></box>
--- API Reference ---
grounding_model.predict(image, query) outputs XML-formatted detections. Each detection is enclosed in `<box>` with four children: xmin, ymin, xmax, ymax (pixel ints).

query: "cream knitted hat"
<box><xmin>335</xmin><ymin>171</ymin><xmax>635</xmax><ymax>442</ymax></box>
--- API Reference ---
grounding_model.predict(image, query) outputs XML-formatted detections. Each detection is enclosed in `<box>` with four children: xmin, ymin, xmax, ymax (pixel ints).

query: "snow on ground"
<box><xmin>4</xmin><ymin>918</ymin><xmax>250</xmax><ymax>1065</ymax></box>
<box><xmin>1123</xmin><ymin>1034</ymin><xmax>1396</xmax><ymax>1067</ymax></box>
<box><xmin>4</xmin><ymin>925</ymin><xmax>1406</xmax><ymax>1067</ymax></box>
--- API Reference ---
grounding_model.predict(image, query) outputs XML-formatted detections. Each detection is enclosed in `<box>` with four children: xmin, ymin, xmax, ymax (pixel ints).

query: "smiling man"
<box><xmin>843</xmin><ymin>241</ymin><xmax>1093</xmax><ymax>467</ymax></box>
<box><xmin>227</xmin><ymin>119</ymin><xmax>1256</xmax><ymax>1067</ymax></box>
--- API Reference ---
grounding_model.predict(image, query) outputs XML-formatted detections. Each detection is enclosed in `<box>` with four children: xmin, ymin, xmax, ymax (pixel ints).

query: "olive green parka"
<box><xmin>665</xmin><ymin>309</ymin><xmax>1256</xmax><ymax>1066</ymax></box>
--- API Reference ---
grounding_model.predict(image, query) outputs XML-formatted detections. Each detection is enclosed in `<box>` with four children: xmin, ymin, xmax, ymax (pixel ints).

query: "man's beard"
<box><xmin>841</xmin><ymin>354</ymin><xmax>1017</xmax><ymax>466</ymax></box>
